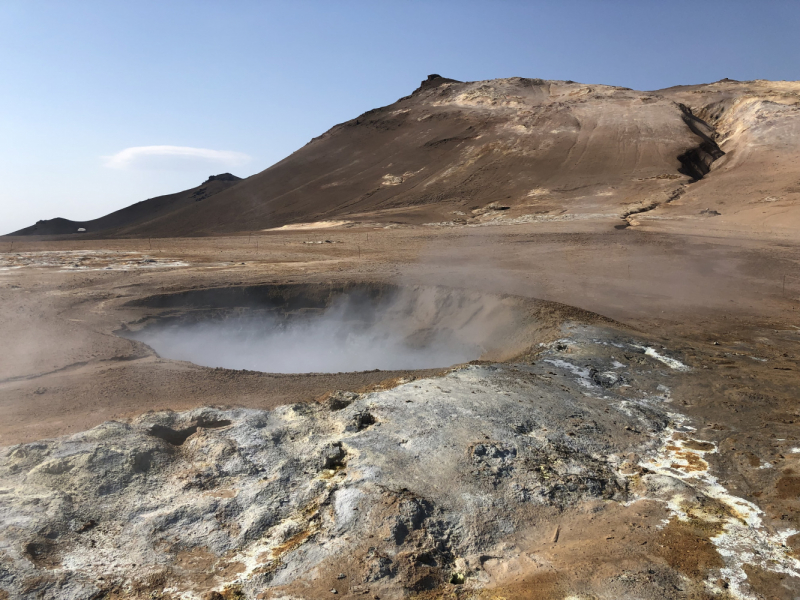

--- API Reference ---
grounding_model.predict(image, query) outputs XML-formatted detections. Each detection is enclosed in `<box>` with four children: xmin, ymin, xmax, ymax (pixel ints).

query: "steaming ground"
<box><xmin>123</xmin><ymin>286</ymin><xmax>528</xmax><ymax>373</ymax></box>
<box><xmin>3</xmin><ymin>75</ymin><xmax>800</xmax><ymax>598</ymax></box>
<box><xmin>127</xmin><ymin>305</ymin><xmax>481</xmax><ymax>373</ymax></box>
<box><xmin>4</xmin><ymin>325</ymin><xmax>800</xmax><ymax>600</ymax></box>
<box><xmin>1</xmin><ymin>226</ymin><xmax>800</xmax><ymax>599</ymax></box>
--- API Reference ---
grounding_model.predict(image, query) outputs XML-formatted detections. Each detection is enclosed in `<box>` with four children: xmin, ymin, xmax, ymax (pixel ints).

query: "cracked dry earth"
<box><xmin>2</xmin><ymin>325</ymin><xmax>798</xmax><ymax>600</ymax></box>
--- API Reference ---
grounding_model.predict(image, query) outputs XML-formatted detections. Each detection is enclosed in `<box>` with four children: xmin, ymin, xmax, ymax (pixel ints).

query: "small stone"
<box><xmin>330</xmin><ymin>589</ymin><xmax>338</xmax><ymax>594</ymax></box>
<box><xmin>337</xmin><ymin>573</ymin><xmax>346</xmax><ymax>579</ymax></box>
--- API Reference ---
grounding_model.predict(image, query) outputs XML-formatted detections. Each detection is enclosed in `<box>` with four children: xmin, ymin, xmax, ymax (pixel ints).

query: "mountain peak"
<box><xmin>417</xmin><ymin>74</ymin><xmax>461</xmax><ymax>91</ymax></box>
<box><xmin>204</xmin><ymin>173</ymin><xmax>241</xmax><ymax>184</ymax></box>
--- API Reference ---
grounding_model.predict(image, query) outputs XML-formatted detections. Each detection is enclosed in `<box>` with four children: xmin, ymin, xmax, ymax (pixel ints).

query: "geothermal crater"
<box><xmin>122</xmin><ymin>284</ymin><xmax>530</xmax><ymax>373</ymax></box>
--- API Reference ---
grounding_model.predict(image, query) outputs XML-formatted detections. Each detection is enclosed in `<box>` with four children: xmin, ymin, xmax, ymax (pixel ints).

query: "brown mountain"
<box><xmin>10</xmin><ymin>75</ymin><xmax>799</xmax><ymax>237</ymax></box>
<box><xmin>8</xmin><ymin>173</ymin><xmax>241</xmax><ymax>236</ymax></box>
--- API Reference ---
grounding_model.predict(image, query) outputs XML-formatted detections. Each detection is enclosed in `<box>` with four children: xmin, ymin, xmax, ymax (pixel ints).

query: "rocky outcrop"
<box><xmin>676</xmin><ymin>104</ymin><xmax>725</xmax><ymax>181</ymax></box>
<box><xmin>414</xmin><ymin>74</ymin><xmax>462</xmax><ymax>92</ymax></box>
<box><xmin>205</xmin><ymin>173</ymin><xmax>242</xmax><ymax>184</ymax></box>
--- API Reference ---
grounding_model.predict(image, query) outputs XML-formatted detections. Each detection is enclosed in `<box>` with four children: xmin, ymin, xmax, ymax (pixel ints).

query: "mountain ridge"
<box><xmin>8</xmin><ymin>174</ymin><xmax>242</xmax><ymax>236</ymax></box>
<box><xmin>8</xmin><ymin>75</ymin><xmax>800</xmax><ymax>237</ymax></box>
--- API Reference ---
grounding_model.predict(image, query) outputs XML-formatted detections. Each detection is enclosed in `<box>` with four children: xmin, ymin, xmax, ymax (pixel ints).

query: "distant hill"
<box><xmin>7</xmin><ymin>173</ymin><xmax>242</xmax><ymax>236</ymax></box>
<box><xmin>10</xmin><ymin>75</ymin><xmax>799</xmax><ymax>237</ymax></box>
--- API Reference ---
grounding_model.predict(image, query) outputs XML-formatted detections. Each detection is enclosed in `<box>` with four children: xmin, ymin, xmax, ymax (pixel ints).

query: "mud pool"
<box><xmin>122</xmin><ymin>285</ymin><xmax>528</xmax><ymax>373</ymax></box>
<box><xmin>126</xmin><ymin>311</ymin><xmax>482</xmax><ymax>373</ymax></box>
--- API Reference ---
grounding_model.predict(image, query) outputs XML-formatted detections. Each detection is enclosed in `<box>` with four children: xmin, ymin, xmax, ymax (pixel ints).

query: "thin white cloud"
<box><xmin>103</xmin><ymin>145</ymin><xmax>251</xmax><ymax>170</ymax></box>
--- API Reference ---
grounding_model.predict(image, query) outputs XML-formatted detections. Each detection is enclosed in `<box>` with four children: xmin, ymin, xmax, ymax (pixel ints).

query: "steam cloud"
<box><xmin>126</xmin><ymin>290</ymin><xmax>507</xmax><ymax>373</ymax></box>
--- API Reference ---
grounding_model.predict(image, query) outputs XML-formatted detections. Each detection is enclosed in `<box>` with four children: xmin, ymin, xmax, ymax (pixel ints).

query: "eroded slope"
<box><xmin>637</xmin><ymin>80</ymin><xmax>800</xmax><ymax>235</ymax></box>
<box><xmin>78</xmin><ymin>76</ymin><xmax>717</xmax><ymax>236</ymax></box>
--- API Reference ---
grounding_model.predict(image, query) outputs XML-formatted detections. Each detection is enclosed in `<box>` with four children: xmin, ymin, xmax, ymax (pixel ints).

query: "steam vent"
<box><xmin>3</xmin><ymin>72</ymin><xmax>800</xmax><ymax>600</ymax></box>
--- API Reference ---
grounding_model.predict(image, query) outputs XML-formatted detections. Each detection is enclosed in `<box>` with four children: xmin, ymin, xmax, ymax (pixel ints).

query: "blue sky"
<box><xmin>2</xmin><ymin>1</ymin><xmax>798</xmax><ymax>234</ymax></box>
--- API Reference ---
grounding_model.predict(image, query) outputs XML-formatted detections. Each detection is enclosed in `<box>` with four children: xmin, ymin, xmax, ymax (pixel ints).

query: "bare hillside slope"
<box><xmin>9</xmin><ymin>76</ymin><xmax>798</xmax><ymax>237</ymax></box>
<box><xmin>640</xmin><ymin>79</ymin><xmax>800</xmax><ymax>236</ymax></box>
<box><xmin>8</xmin><ymin>173</ymin><xmax>241</xmax><ymax>237</ymax></box>
<box><xmin>111</xmin><ymin>75</ymin><xmax>719</xmax><ymax>236</ymax></box>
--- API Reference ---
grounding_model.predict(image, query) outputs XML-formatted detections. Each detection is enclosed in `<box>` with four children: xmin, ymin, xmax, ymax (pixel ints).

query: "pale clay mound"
<box><xmin>2</xmin><ymin>325</ymin><xmax>797</xmax><ymax>600</ymax></box>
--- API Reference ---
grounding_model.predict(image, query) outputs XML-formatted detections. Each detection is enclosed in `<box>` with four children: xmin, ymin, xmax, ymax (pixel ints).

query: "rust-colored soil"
<box><xmin>655</xmin><ymin>519</ymin><xmax>725</xmax><ymax>579</ymax></box>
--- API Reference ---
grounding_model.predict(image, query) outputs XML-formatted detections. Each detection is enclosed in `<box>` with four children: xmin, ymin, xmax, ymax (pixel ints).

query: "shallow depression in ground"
<box><xmin>123</xmin><ymin>287</ymin><xmax>508</xmax><ymax>373</ymax></box>
<box><xmin>128</xmin><ymin>312</ymin><xmax>482</xmax><ymax>373</ymax></box>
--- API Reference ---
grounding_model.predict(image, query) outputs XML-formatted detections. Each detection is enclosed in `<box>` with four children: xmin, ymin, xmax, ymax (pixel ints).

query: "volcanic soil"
<box><xmin>1</xmin><ymin>75</ymin><xmax>800</xmax><ymax>599</ymax></box>
<box><xmin>2</xmin><ymin>218</ymin><xmax>800</xmax><ymax>599</ymax></box>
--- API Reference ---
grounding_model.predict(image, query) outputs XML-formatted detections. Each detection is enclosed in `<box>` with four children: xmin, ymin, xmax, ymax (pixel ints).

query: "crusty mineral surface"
<box><xmin>3</xmin><ymin>325</ymin><xmax>796</xmax><ymax>599</ymax></box>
